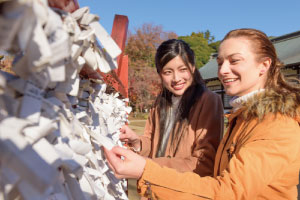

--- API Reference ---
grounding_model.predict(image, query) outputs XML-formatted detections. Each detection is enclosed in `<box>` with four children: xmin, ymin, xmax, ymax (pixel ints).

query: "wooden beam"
<box><xmin>111</xmin><ymin>15</ymin><xmax>129</xmax><ymax>75</ymax></box>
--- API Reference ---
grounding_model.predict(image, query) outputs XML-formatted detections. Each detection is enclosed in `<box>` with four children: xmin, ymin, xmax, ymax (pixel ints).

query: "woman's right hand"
<box><xmin>103</xmin><ymin>146</ymin><xmax>146</xmax><ymax>179</ymax></box>
<box><xmin>119</xmin><ymin>125</ymin><xmax>141</xmax><ymax>150</ymax></box>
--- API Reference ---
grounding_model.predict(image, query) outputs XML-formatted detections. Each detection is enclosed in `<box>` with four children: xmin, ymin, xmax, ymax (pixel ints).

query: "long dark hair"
<box><xmin>154</xmin><ymin>39</ymin><xmax>206</xmax><ymax>155</ymax></box>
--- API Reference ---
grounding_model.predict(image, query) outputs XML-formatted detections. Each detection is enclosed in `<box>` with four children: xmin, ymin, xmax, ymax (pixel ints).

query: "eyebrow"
<box><xmin>163</xmin><ymin>64</ymin><xmax>186</xmax><ymax>70</ymax></box>
<box><xmin>217</xmin><ymin>53</ymin><xmax>242</xmax><ymax>60</ymax></box>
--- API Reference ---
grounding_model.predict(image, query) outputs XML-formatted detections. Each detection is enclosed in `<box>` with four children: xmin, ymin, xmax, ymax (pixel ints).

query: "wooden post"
<box><xmin>109</xmin><ymin>15</ymin><xmax>129</xmax><ymax>98</ymax></box>
<box><xmin>95</xmin><ymin>14</ymin><xmax>129</xmax><ymax>98</ymax></box>
<box><xmin>119</xmin><ymin>55</ymin><xmax>128</xmax><ymax>98</ymax></box>
<box><xmin>111</xmin><ymin>15</ymin><xmax>129</xmax><ymax>75</ymax></box>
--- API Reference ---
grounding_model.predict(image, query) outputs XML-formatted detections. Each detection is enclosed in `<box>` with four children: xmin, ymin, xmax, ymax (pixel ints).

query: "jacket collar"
<box><xmin>226</xmin><ymin>89</ymin><xmax>300</xmax><ymax>122</ymax></box>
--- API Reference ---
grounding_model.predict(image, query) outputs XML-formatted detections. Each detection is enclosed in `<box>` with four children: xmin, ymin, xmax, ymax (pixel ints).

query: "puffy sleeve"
<box><xmin>152</xmin><ymin>90</ymin><xmax>223</xmax><ymax>176</ymax></box>
<box><xmin>137</xmin><ymin>116</ymin><xmax>300</xmax><ymax>199</ymax></box>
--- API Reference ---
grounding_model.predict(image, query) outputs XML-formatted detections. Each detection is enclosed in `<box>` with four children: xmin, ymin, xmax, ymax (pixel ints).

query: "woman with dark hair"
<box><xmin>106</xmin><ymin>29</ymin><xmax>300</xmax><ymax>199</ymax></box>
<box><xmin>120</xmin><ymin>39</ymin><xmax>223</xmax><ymax>177</ymax></box>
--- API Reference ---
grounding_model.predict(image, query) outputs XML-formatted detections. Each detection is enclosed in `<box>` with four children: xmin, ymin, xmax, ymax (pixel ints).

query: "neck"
<box><xmin>230</xmin><ymin>89</ymin><xmax>265</xmax><ymax>111</ymax></box>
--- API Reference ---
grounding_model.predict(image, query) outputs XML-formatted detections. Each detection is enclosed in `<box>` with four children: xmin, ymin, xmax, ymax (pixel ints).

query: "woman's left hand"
<box><xmin>104</xmin><ymin>146</ymin><xmax>146</xmax><ymax>179</ymax></box>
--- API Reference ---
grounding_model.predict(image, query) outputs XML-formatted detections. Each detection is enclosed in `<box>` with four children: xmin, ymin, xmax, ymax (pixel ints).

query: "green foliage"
<box><xmin>179</xmin><ymin>30</ymin><xmax>220</xmax><ymax>68</ymax></box>
<box><xmin>209</xmin><ymin>40</ymin><xmax>221</xmax><ymax>52</ymax></box>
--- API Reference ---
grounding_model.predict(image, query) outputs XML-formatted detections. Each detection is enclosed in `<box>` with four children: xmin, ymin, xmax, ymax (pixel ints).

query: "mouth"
<box><xmin>223</xmin><ymin>78</ymin><xmax>238</xmax><ymax>84</ymax></box>
<box><xmin>172</xmin><ymin>83</ymin><xmax>185</xmax><ymax>90</ymax></box>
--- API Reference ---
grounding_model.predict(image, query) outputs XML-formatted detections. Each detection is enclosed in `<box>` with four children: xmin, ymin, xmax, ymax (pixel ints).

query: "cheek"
<box><xmin>161</xmin><ymin>76</ymin><xmax>170</xmax><ymax>87</ymax></box>
<box><xmin>184</xmin><ymin>71</ymin><xmax>193</xmax><ymax>81</ymax></box>
<box><xmin>217</xmin><ymin>69</ymin><xmax>221</xmax><ymax>79</ymax></box>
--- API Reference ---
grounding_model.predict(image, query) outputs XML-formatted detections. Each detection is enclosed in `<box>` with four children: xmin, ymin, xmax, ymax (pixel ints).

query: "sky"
<box><xmin>77</xmin><ymin>0</ymin><xmax>300</xmax><ymax>41</ymax></box>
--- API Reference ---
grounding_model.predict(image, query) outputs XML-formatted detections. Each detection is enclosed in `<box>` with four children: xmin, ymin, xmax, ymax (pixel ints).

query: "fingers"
<box><xmin>119</xmin><ymin>133</ymin><xmax>128</xmax><ymax>140</ymax></box>
<box><xmin>111</xmin><ymin>146</ymin><xmax>132</xmax><ymax>158</ymax></box>
<box><xmin>119</xmin><ymin>125</ymin><xmax>129</xmax><ymax>139</ymax></box>
<box><xmin>104</xmin><ymin>146</ymin><xmax>146</xmax><ymax>179</ymax></box>
<box><xmin>104</xmin><ymin>146</ymin><xmax>131</xmax><ymax>167</ymax></box>
<box><xmin>119</xmin><ymin>125</ymin><xmax>133</xmax><ymax>142</ymax></box>
<box><xmin>104</xmin><ymin>146</ymin><xmax>129</xmax><ymax>179</ymax></box>
<box><xmin>120</xmin><ymin>125</ymin><xmax>128</xmax><ymax>133</ymax></box>
<box><xmin>103</xmin><ymin>147</ymin><xmax>120</xmax><ymax>172</ymax></box>
<box><xmin>103</xmin><ymin>147</ymin><xmax>126</xmax><ymax>179</ymax></box>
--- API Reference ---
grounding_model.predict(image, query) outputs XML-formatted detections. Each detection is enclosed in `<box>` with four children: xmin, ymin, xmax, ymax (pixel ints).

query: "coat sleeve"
<box><xmin>151</xmin><ymin>91</ymin><xmax>223</xmax><ymax>176</ymax></box>
<box><xmin>138</xmin><ymin>107</ymin><xmax>156</xmax><ymax>157</ymax></box>
<box><xmin>137</xmin><ymin>116</ymin><xmax>300</xmax><ymax>200</ymax></box>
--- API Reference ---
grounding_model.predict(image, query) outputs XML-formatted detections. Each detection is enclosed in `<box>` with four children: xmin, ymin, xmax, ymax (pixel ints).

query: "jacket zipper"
<box><xmin>218</xmin><ymin>117</ymin><xmax>237</xmax><ymax>175</ymax></box>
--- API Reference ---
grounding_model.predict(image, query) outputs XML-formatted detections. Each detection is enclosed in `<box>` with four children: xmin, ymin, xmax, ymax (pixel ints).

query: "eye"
<box><xmin>230</xmin><ymin>59</ymin><xmax>240</xmax><ymax>64</ymax></box>
<box><xmin>216</xmin><ymin>57</ymin><xmax>223</xmax><ymax>67</ymax></box>
<box><xmin>217</xmin><ymin>61</ymin><xmax>223</xmax><ymax>68</ymax></box>
<box><xmin>162</xmin><ymin>70</ymin><xmax>172</xmax><ymax>75</ymax></box>
<box><xmin>180</xmin><ymin>67</ymin><xmax>188</xmax><ymax>72</ymax></box>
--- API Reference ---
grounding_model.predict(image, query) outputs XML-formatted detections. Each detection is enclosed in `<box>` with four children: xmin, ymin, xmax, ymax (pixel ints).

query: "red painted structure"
<box><xmin>48</xmin><ymin>0</ymin><xmax>129</xmax><ymax>98</ymax></box>
<box><xmin>99</xmin><ymin>15</ymin><xmax>129</xmax><ymax>98</ymax></box>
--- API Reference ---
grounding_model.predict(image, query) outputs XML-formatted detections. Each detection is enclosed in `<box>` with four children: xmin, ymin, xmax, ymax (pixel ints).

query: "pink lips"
<box><xmin>172</xmin><ymin>83</ymin><xmax>185</xmax><ymax>90</ymax></box>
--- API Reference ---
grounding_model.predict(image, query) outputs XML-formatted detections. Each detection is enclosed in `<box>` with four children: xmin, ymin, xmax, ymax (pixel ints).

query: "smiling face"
<box><xmin>160</xmin><ymin>56</ymin><xmax>194</xmax><ymax>96</ymax></box>
<box><xmin>217</xmin><ymin>37</ymin><xmax>270</xmax><ymax>97</ymax></box>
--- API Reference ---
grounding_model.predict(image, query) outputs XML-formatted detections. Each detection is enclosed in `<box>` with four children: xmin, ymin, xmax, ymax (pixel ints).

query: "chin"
<box><xmin>225</xmin><ymin>90</ymin><xmax>237</xmax><ymax>97</ymax></box>
<box><xmin>173</xmin><ymin>91</ymin><xmax>184</xmax><ymax>96</ymax></box>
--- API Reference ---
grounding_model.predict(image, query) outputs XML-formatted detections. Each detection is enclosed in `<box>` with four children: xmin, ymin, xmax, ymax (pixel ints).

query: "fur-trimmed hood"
<box><xmin>240</xmin><ymin>89</ymin><xmax>300</xmax><ymax>121</ymax></box>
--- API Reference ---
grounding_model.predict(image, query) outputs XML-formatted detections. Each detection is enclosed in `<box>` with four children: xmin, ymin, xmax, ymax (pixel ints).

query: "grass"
<box><xmin>127</xmin><ymin>179</ymin><xmax>140</xmax><ymax>200</ymax></box>
<box><xmin>129</xmin><ymin>120</ymin><xmax>147</xmax><ymax>127</ymax></box>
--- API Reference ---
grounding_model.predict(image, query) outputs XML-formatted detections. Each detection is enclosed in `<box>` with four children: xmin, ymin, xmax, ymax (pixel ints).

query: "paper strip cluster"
<box><xmin>0</xmin><ymin>0</ymin><xmax>131</xmax><ymax>199</ymax></box>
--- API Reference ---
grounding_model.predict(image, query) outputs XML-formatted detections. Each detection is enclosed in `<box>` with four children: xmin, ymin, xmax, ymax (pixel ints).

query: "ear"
<box><xmin>259</xmin><ymin>57</ymin><xmax>271</xmax><ymax>76</ymax></box>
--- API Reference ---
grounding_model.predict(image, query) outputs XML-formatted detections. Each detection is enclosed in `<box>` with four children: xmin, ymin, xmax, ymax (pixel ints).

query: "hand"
<box><xmin>119</xmin><ymin>125</ymin><xmax>141</xmax><ymax>150</ymax></box>
<box><xmin>104</xmin><ymin>146</ymin><xmax>146</xmax><ymax>179</ymax></box>
<box><xmin>48</xmin><ymin>0</ymin><xmax>78</xmax><ymax>13</ymax></box>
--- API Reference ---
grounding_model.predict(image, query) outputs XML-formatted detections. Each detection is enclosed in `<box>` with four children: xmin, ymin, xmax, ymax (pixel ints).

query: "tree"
<box><xmin>209</xmin><ymin>41</ymin><xmax>221</xmax><ymax>53</ymax></box>
<box><xmin>179</xmin><ymin>30</ymin><xmax>219</xmax><ymax>68</ymax></box>
<box><xmin>128</xmin><ymin>64</ymin><xmax>161</xmax><ymax>112</ymax></box>
<box><xmin>126</xmin><ymin>23</ymin><xmax>177</xmax><ymax>68</ymax></box>
<box><xmin>125</xmin><ymin>23</ymin><xmax>177</xmax><ymax>112</ymax></box>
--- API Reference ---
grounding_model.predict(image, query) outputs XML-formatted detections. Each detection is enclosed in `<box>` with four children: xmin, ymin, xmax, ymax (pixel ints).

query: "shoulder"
<box><xmin>242</xmin><ymin>89</ymin><xmax>299</xmax><ymax>121</ymax></box>
<box><xmin>189</xmin><ymin>89</ymin><xmax>223</xmax><ymax>118</ymax></box>
<box><xmin>247</xmin><ymin>113</ymin><xmax>300</xmax><ymax>141</ymax></box>
<box><xmin>195</xmin><ymin>89</ymin><xmax>222</xmax><ymax>106</ymax></box>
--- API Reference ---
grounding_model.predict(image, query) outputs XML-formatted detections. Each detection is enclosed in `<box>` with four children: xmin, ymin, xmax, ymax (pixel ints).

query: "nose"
<box><xmin>172</xmin><ymin>71</ymin><xmax>180</xmax><ymax>82</ymax></box>
<box><xmin>218</xmin><ymin>61</ymin><xmax>230</xmax><ymax>77</ymax></box>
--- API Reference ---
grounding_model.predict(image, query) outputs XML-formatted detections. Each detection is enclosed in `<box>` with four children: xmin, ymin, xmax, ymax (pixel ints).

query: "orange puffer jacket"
<box><xmin>137</xmin><ymin>89</ymin><xmax>300</xmax><ymax>200</ymax></box>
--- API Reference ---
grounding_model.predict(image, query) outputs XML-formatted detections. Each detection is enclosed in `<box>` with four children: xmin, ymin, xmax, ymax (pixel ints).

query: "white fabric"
<box><xmin>229</xmin><ymin>89</ymin><xmax>265</xmax><ymax>112</ymax></box>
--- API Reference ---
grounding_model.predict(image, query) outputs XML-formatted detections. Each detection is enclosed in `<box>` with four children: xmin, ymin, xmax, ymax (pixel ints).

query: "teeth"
<box><xmin>173</xmin><ymin>83</ymin><xmax>184</xmax><ymax>88</ymax></box>
<box><xmin>224</xmin><ymin>79</ymin><xmax>237</xmax><ymax>83</ymax></box>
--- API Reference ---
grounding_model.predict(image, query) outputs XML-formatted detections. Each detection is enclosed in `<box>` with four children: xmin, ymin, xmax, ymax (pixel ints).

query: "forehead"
<box><xmin>163</xmin><ymin>56</ymin><xmax>186</xmax><ymax>69</ymax></box>
<box><xmin>218</xmin><ymin>37</ymin><xmax>254</xmax><ymax>58</ymax></box>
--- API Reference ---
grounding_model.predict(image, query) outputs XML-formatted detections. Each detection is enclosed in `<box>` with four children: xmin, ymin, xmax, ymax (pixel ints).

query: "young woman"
<box><xmin>105</xmin><ymin>29</ymin><xmax>300</xmax><ymax>199</ymax></box>
<box><xmin>120</xmin><ymin>39</ymin><xmax>224</xmax><ymax>177</ymax></box>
